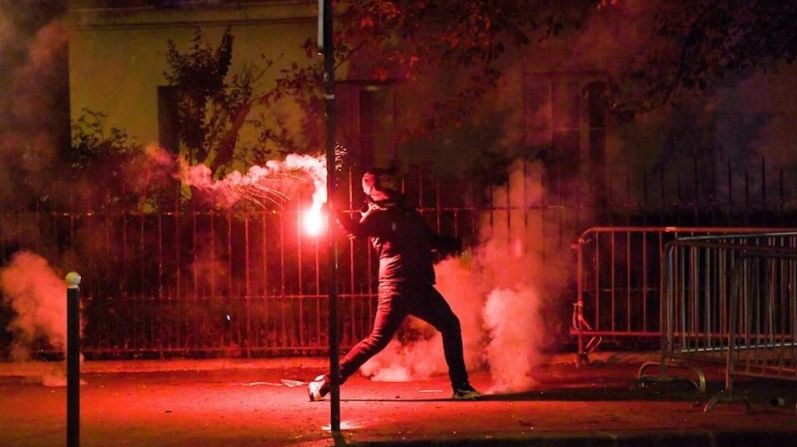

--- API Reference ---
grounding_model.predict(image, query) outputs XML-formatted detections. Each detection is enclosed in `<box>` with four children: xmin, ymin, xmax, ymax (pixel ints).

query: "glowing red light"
<box><xmin>303</xmin><ymin>207</ymin><xmax>326</xmax><ymax>236</ymax></box>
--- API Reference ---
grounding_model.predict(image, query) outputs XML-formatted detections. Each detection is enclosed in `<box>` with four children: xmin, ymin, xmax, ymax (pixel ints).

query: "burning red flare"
<box><xmin>303</xmin><ymin>207</ymin><xmax>326</xmax><ymax>236</ymax></box>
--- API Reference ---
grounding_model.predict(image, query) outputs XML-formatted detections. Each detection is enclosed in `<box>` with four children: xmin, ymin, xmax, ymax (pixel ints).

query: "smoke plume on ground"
<box><xmin>0</xmin><ymin>251</ymin><xmax>66</xmax><ymax>362</ymax></box>
<box><xmin>483</xmin><ymin>287</ymin><xmax>544</xmax><ymax>391</ymax></box>
<box><xmin>361</xmin><ymin>162</ymin><xmax>569</xmax><ymax>393</ymax></box>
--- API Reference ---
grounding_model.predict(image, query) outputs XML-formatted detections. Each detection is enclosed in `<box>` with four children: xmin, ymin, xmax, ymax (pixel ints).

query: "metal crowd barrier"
<box><xmin>638</xmin><ymin>232</ymin><xmax>797</xmax><ymax>410</ymax></box>
<box><xmin>572</xmin><ymin>226</ymin><xmax>795</xmax><ymax>366</ymax></box>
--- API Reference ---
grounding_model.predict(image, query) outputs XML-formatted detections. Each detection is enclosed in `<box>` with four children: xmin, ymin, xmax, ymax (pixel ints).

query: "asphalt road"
<box><xmin>1</xmin><ymin>356</ymin><xmax>796</xmax><ymax>446</ymax></box>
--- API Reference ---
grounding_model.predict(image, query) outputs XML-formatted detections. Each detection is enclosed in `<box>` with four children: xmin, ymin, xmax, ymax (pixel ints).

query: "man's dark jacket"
<box><xmin>338</xmin><ymin>192</ymin><xmax>460</xmax><ymax>285</ymax></box>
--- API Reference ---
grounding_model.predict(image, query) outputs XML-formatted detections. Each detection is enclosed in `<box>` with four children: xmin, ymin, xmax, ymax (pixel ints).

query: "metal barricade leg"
<box><xmin>704</xmin><ymin>258</ymin><xmax>751</xmax><ymax>412</ymax></box>
<box><xmin>634</xmin><ymin>245</ymin><xmax>706</xmax><ymax>393</ymax></box>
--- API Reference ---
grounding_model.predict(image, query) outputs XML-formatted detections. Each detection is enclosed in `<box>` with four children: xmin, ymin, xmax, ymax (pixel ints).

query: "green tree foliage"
<box><xmin>68</xmin><ymin>109</ymin><xmax>181</xmax><ymax>211</ymax></box>
<box><xmin>606</xmin><ymin>0</ymin><xmax>797</xmax><ymax>118</ymax></box>
<box><xmin>334</xmin><ymin>1</ymin><xmax>593</xmax><ymax>131</ymax></box>
<box><xmin>329</xmin><ymin>0</ymin><xmax>797</xmax><ymax>121</ymax></box>
<box><xmin>68</xmin><ymin>109</ymin><xmax>152</xmax><ymax>210</ymax></box>
<box><xmin>145</xmin><ymin>2</ymin><xmax>797</xmax><ymax>188</ymax></box>
<box><xmin>164</xmin><ymin>27</ymin><xmax>262</xmax><ymax>176</ymax></box>
<box><xmin>163</xmin><ymin>27</ymin><xmax>327</xmax><ymax>176</ymax></box>
<box><xmin>247</xmin><ymin>38</ymin><xmax>326</xmax><ymax>163</ymax></box>
<box><xmin>328</xmin><ymin>0</ymin><xmax>797</xmax><ymax>193</ymax></box>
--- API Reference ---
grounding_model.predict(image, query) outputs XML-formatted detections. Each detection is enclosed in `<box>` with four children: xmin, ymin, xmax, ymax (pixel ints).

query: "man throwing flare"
<box><xmin>308</xmin><ymin>167</ymin><xmax>480</xmax><ymax>401</ymax></box>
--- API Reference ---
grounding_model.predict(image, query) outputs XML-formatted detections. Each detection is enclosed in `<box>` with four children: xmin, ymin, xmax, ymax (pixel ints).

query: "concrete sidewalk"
<box><xmin>0</xmin><ymin>351</ymin><xmax>654</xmax><ymax>377</ymax></box>
<box><xmin>1</xmin><ymin>353</ymin><xmax>796</xmax><ymax>446</ymax></box>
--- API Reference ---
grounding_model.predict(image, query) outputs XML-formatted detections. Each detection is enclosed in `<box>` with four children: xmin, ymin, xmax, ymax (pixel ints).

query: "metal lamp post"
<box><xmin>320</xmin><ymin>0</ymin><xmax>341</xmax><ymax>433</ymax></box>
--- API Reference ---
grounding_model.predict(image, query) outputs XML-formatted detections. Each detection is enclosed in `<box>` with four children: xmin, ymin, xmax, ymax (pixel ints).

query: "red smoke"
<box><xmin>361</xmin><ymin>162</ymin><xmax>570</xmax><ymax>393</ymax></box>
<box><xmin>0</xmin><ymin>251</ymin><xmax>67</xmax><ymax>361</ymax></box>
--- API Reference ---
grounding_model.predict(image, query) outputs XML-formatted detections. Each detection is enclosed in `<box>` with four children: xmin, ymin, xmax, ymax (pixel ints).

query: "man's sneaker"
<box><xmin>452</xmin><ymin>383</ymin><xmax>481</xmax><ymax>400</ymax></box>
<box><xmin>308</xmin><ymin>374</ymin><xmax>330</xmax><ymax>401</ymax></box>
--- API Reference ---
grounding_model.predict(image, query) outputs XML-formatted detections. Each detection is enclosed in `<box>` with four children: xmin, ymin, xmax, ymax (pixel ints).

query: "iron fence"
<box><xmin>2</xmin><ymin>208</ymin><xmax>477</xmax><ymax>358</ymax></box>
<box><xmin>2</xmin><ymin>157</ymin><xmax>797</xmax><ymax>359</ymax></box>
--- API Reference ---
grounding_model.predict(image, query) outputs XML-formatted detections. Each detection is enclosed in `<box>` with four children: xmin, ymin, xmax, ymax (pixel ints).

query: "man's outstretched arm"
<box><xmin>335</xmin><ymin>206</ymin><xmax>378</xmax><ymax>239</ymax></box>
<box><xmin>414</xmin><ymin>210</ymin><xmax>462</xmax><ymax>258</ymax></box>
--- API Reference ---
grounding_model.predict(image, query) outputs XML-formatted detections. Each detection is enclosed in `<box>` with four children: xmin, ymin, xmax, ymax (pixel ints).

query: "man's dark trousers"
<box><xmin>339</xmin><ymin>281</ymin><xmax>470</xmax><ymax>387</ymax></box>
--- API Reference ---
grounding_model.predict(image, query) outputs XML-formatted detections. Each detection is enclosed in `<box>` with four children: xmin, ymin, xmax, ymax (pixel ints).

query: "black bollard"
<box><xmin>66</xmin><ymin>272</ymin><xmax>81</xmax><ymax>447</ymax></box>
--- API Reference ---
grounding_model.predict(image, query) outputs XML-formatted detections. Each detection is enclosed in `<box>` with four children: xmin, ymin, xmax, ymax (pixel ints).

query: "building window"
<box><xmin>524</xmin><ymin>73</ymin><xmax>608</xmax><ymax>200</ymax></box>
<box><xmin>336</xmin><ymin>82</ymin><xmax>397</xmax><ymax>170</ymax></box>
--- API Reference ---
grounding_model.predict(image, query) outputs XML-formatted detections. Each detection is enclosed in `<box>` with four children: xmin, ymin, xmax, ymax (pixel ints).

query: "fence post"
<box><xmin>575</xmin><ymin>238</ymin><xmax>585</xmax><ymax>367</ymax></box>
<box><xmin>66</xmin><ymin>271</ymin><xmax>81</xmax><ymax>447</ymax></box>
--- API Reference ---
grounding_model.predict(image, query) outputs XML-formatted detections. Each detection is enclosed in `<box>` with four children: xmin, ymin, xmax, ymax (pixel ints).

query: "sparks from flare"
<box><xmin>180</xmin><ymin>154</ymin><xmax>329</xmax><ymax>235</ymax></box>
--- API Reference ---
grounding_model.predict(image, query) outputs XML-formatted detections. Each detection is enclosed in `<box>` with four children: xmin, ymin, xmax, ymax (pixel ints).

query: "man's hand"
<box><xmin>334</xmin><ymin>208</ymin><xmax>349</xmax><ymax>225</ymax></box>
<box><xmin>334</xmin><ymin>207</ymin><xmax>358</xmax><ymax>239</ymax></box>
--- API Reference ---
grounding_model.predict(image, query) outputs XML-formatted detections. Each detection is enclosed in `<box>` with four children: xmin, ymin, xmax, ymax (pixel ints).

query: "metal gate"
<box><xmin>572</xmin><ymin>226</ymin><xmax>796</xmax><ymax>365</ymax></box>
<box><xmin>639</xmin><ymin>233</ymin><xmax>797</xmax><ymax>410</ymax></box>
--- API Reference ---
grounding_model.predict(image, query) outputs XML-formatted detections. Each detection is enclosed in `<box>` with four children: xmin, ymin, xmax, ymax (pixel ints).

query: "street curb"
<box><xmin>0</xmin><ymin>351</ymin><xmax>660</xmax><ymax>377</ymax></box>
<box><xmin>0</xmin><ymin>357</ymin><xmax>329</xmax><ymax>377</ymax></box>
<box><xmin>340</xmin><ymin>429</ymin><xmax>794</xmax><ymax>447</ymax></box>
